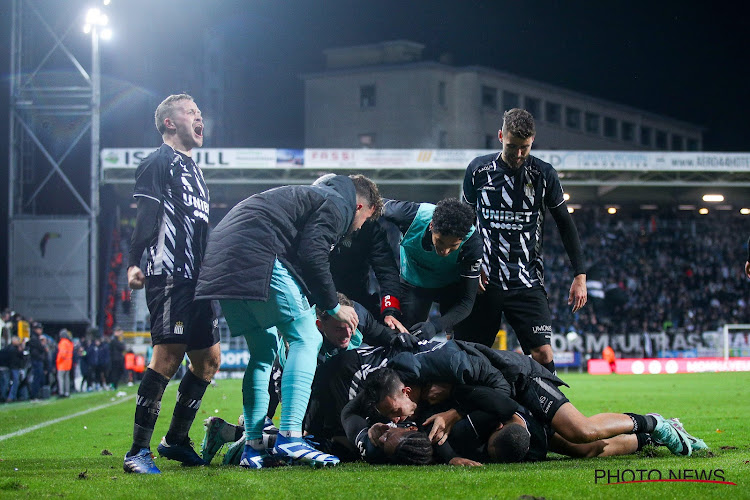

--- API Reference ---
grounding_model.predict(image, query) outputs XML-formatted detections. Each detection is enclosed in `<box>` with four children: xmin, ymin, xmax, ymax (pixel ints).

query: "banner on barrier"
<box><xmin>588</xmin><ymin>357</ymin><xmax>750</xmax><ymax>375</ymax></box>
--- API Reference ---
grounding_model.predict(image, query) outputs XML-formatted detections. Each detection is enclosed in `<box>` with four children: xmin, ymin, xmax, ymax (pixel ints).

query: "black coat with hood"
<box><xmin>195</xmin><ymin>175</ymin><xmax>356</xmax><ymax>311</ymax></box>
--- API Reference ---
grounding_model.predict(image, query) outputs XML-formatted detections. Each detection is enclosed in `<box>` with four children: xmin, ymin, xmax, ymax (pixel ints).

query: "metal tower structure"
<box><xmin>8</xmin><ymin>0</ymin><xmax>108</xmax><ymax>326</ymax></box>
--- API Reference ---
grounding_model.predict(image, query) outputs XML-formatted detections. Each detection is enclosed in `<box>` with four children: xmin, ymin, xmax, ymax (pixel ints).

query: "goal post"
<box><xmin>717</xmin><ymin>324</ymin><xmax>750</xmax><ymax>361</ymax></box>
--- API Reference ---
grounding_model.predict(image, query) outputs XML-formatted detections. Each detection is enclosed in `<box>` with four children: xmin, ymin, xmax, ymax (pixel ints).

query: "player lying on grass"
<box><xmin>419</xmin><ymin>382</ymin><xmax>707</xmax><ymax>464</ymax></box>
<box><xmin>358</xmin><ymin>340</ymin><xmax>708</xmax><ymax>458</ymax></box>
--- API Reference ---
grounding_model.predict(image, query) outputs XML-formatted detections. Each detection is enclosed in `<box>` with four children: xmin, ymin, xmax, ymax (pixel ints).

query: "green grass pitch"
<box><xmin>1</xmin><ymin>371</ymin><xmax>748</xmax><ymax>499</ymax></box>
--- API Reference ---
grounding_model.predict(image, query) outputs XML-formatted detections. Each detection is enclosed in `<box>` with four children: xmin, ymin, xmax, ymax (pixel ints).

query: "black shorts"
<box><xmin>145</xmin><ymin>275</ymin><xmax>219</xmax><ymax>350</ymax></box>
<box><xmin>516</xmin><ymin>376</ymin><xmax>570</xmax><ymax>426</ymax></box>
<box><xmin>454</xmin><ymin>285</ymin><xmax>552</xmax><ymax>353</ymax></box>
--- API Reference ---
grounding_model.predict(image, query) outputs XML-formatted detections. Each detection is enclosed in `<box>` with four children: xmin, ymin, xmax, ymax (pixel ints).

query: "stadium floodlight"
<box><xmin>740</xmin><ymin>208</ymin><xmax>750</xmax><ymax>215</ymax></box>
<box><xmin>563</xmin><ymin>193</ymin><xmax>570</xmax><ymax>201</ymax></box>
<box><xmin>699</xmin><ymin>208</ymin><xmax>709</xmax><ymax>215</ymax></box>
<box><xmin>607</xmin><ymin>207</ymin><xmax>617</xmax><ymax>215</ymax></box>
<box><xmin>82</xmin><ymin>4</ymin><xmax>112</xmax><ymax>329</ymax></box>
<box><xmin>702</xmin><ymin>194</ymin><xmax>724</xmax><ymax>203</ymax></box>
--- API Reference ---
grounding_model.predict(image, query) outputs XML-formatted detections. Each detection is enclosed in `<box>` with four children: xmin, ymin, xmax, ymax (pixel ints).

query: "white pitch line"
<box><xmin>0</xmin><ymin>394</ymin><xmax>135</xmax><ymax>442</ymax></box>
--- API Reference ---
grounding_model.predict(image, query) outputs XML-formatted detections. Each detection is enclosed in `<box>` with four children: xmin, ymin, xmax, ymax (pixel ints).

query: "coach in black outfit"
<box><xmin>329</xmin><ymin>218</ymin><xmax>406</xmax><ymax>333</ymax></box>
<box><xmin>457</xmin><ymin>108</ymin><xmax>587</xmax><ymax>373</ymax></box>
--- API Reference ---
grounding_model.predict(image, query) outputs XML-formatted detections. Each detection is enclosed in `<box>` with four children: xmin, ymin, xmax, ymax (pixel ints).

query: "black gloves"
<box><xmin>391</xmin><ymin>332</ymin><xmax>419</xmax><ymax>351</ymax></box>
<box><xmin>409</xmin><ymin>320</ymin><xmax>439</xmax><ymax>341</ymax></box>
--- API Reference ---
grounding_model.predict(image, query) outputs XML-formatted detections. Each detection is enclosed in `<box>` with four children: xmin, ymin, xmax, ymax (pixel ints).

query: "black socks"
<box><xmin>164</xmin><ymin>369</ymin><xmax>210</xmax><ymax>446</ymax></box>
<box><xmin>129</xmin><ymin>368</ymin><xmax>169</xmax><ymax>456</ymax></box>
<box><xmin>626</xmin><ymin>413</ymin><xmax>657</xmax><ymax>434</ymax></box>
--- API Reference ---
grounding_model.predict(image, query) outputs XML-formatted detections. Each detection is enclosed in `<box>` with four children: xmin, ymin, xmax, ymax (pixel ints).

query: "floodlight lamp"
<box><xmin>563</xmin><ymin>193</ymin><xmax>570</xmax><ymax>201</ymax></box>
<box><xmin>567</xmin><ymin>207</ymin><xmax>574</xmax><ymax>213</ymax></box>
<box><xmin>103</xmin><ymin>0</ymin><xmax>111</xmax><ymax>5</ymax></box>
<box><xmin>702</xmin><ymin>194</ymin><xmax>724</xmax><ymax>203</ymax></box>
<box><xmin>607</xmin><ymin>207</ymin><xmax>617</xmax><ymax>215</ymax></box>
<box><xmin>699</xmin><ymin>208</ymin><xmax>709</xmax><ymax>215</ymax></box>
<box><xmin>740</xmin><ymin>208</ymin><xmax>750</xmax><ymax>215</ymax></box>
<box><xmin>86</xmin><ymin>8</ymin><xmax>101</xmax><ymax>25</ymax></box>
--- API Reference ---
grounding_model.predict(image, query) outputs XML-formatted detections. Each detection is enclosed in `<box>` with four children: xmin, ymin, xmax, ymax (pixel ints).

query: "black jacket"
<box><xmin>27</xmin><ymin>334</ymin><xmax>46</xmax><ymax>362</ymax></box>
<box><xmin>329</xmin><ymin>219</ymin><xmax>401</xmax><ymax>317</ymax></box>
<box><xmin>195</xmin><ymin>175</ymin><xmax>356</xmax><ymax>311</ymax></box>
<box><xmin>467</xmin><ymin>342</ymin><xmax>568</xmax><ymax>397</ymax></box>
<box><xmin>387</xmin><ymin>340</ymin><xmax>568</xmax><ymax>421</ymax></box>
<box><xmin>388</xmin><ymin>340</ymin><xmax>512</xmax><ymax>398</ymax></box>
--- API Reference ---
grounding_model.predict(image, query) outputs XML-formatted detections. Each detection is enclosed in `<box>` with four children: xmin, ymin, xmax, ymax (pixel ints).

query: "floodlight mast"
<box><xmin>86</xmin><ymin>7</ymin><xmax>104</xmax><ymax>332</ymax></box>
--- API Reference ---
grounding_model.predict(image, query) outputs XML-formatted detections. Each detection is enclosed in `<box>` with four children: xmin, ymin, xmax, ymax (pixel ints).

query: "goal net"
<box><xmin>699</xmin><ymin>324</ymin><xmax>750</xmax><ymax>360</ymax></box>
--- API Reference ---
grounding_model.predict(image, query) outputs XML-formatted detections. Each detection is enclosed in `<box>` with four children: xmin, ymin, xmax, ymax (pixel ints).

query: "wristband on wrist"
<box><xmin>380</xmin><ymin>295</ymin><xmax>401</xmax><ymax>314</ymax></box>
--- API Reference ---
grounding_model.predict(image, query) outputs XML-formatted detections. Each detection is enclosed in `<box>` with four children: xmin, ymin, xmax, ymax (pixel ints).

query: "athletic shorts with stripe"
<box><xmin>145</xmin><ymin>275</ymin><xmax>219</xmax><ymax>350</ymax></box>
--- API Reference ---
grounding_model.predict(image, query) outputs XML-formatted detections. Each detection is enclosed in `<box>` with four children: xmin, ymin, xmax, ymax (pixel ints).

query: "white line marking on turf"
<box><xmin>0</xmin><ymin>394</ymin><xmax>135</xmax><ymax>442</ymax></box>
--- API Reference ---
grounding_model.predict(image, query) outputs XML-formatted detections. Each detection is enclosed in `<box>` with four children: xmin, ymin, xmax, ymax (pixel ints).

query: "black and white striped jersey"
<box><xmin>133</xmin><ymin>144</ymin><xmax>209</xmax><ymax>279</ymax></box>
<box><xmin>462</xmin><ymin>153</ymin><xmax>565</xmax><ymax>290</ymax></box>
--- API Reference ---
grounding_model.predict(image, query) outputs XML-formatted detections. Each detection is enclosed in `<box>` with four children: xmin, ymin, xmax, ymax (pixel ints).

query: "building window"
<box><xmin>603</xmin><ymin>117</ymin><xmax>618</xmax><ymax>138</ymax></box>
<box><xmin>438</xmin><ymin>81</ymin><xmax>446</xmax><ymax>106</ymax></box>
<box><xmin>671</xmin><ymin>134</ymin><xmax>684</xmax><ymax>151</ymax></box>
<box><xmin>502</xmin><ymin>90</ymin><xmax>519</xmax><ymax>111</ymax></box>
<box><xmin>584</xmin><ymin>112</ymin><xmax>600</xmax><ymax>134</ymax></box>
<box><xmin>686</xmin><ymin>137</ymin><xmax>699</xmax><ymax>151</ymax></box>
<box><xmin>621</xmin><ymin>121</ymin><xmax>635</xmax><ymax>142</ymax></box>
<box><xmin>524</xmin><ymin>96</ymin><xmax>541</xmax><ymax>119</ymax></box>
<box><xmin>640</xmin><ymin>126</ymin><xmax>652</xmax><ymax>146</ymax></box>
<box><xmin>485</xmin><ymin>134</ymin><xmax>495</xmax><ymax>149</ymax></box>
<box><xmin>359</xmin><ymin>133</ymin><xmax>375</xmax><ymax>147</ymax></box>
<box><xmin>655</xmin><ymin>130</ymin><xmax>668</xmax><ymax>149</ymax></box>
<box><xmin>360</xmin><ymin>85</ymin><xmax>376</xmax><ymax>108</ymax></box>
<box><xmin>545</xmin><ymin>102</ymin><xmax>561</xmax><ymax>125</ymax></box>
<box><xmin>439</xmin><ymin>130</ymin><xmax>448</xmax><ymax>148</ymax></box>
<box><xmin>481</xmin><ymin>85</ymin><xmax>497</xmax><ymax>109</ymax></box>
<box><xmin>565</xmin><ymin>107</ymin><xmax>581</xmax><ymax>130</ymax></box>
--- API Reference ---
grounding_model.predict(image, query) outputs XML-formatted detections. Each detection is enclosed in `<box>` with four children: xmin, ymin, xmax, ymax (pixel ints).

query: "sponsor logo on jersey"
<box><xmin>476</xmin><ymin>164</ymin><xmax>496</xmax><ymax>174</ymax></box>
<box><xmin>481</xmin><ymin>208</ymin><xmax>533</xmax><ymax>224</ymax></box>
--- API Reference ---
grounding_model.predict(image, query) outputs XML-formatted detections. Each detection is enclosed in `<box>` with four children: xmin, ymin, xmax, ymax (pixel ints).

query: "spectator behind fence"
<box><xmin>56</xmin><ymin>329</ymin><xmax>74</xmax><ymax>398</ymax></box>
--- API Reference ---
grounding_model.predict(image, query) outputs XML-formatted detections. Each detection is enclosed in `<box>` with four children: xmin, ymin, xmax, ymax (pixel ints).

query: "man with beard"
<box><xmin>457</xmin><ymin>108</ymin><xmax>587</xmax><ymax>374</ymax></box>
<box><xmin>124</xmin><ymin>94</ymin><xmax>220</xmax><ymax>474</ymax></box>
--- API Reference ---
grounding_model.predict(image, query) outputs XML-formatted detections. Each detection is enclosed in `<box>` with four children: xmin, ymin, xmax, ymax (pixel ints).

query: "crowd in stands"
<box><xmin>3</xmin><ymin>208</ymin><xmax>750</xmax><ymax>396</ymax></box>
<box><xmin>0</xmin><ymin>309</ymin><xmax>146</xmax><ymax>403</ymax></box>
<box><xmin>543</xmin><ymin>207</ymin><xmax>750</xmax><ymax>337</ymax></box>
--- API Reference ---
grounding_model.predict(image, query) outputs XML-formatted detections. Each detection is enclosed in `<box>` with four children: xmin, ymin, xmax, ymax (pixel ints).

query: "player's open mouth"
<box><xmin>194</xmin><ymin>125</ymin><xmax>203</xmax><ymax>137</ymax></box>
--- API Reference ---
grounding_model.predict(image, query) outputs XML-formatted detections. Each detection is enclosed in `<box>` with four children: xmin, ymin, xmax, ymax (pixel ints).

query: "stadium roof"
<box><xmin>101</xmin><ymin>148</ymin><xmax>750</xmax><ymax>210</ymax></box>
